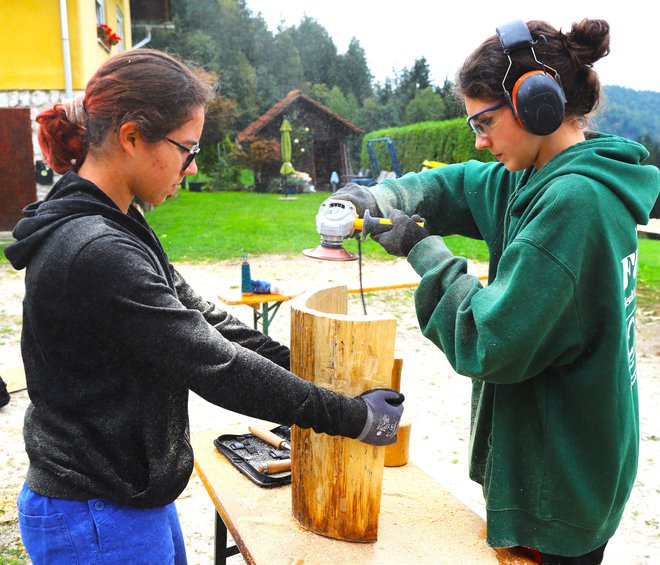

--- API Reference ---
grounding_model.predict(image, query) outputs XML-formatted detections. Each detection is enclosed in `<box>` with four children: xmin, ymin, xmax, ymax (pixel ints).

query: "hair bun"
<box><xmin>567</xmin><ymin>19</ymin><xmax>610</xmax><ymax>67</ymax></box>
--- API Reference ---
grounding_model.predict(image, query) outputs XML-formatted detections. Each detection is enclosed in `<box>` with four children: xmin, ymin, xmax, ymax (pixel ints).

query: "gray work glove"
<box><xmin>355</xmin><ymin>388</ymin><xmax>405</xmax><ymax>446</ymax></box>
<box><xmin>372</xmin><ymin>209</ymin><xmax>430</xmax><ymax>257</ymax></box>
<box><xmin>331</xmin><ymin>183</ymin><xmax>381</xmax><ymax>218</ymax></box>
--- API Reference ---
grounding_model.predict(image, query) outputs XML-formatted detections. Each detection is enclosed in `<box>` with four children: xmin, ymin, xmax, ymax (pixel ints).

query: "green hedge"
<box><xmin>361</xmin><ymin>118</ymin><xmax>495</xmax><ymax>173</ymax></box>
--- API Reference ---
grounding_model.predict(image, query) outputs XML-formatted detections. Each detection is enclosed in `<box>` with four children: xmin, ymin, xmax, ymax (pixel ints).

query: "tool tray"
<box><xmin>213</xmin><ymin>425</ymin><xmax>291</xmax><ymax>488</ymax></box>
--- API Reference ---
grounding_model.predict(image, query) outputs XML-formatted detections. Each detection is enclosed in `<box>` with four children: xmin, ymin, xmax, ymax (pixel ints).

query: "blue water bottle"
<box><xmin>241</xmin><ymin>255</ymin><xmax>253</xmax><ymax>294</ymax></box>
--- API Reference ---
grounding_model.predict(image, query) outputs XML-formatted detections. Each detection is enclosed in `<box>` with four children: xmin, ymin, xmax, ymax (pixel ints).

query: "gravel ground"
<box><xmin>1</xmin><ymin>255</ymin><xmax>659</xmax><ymax>564</ymax></box>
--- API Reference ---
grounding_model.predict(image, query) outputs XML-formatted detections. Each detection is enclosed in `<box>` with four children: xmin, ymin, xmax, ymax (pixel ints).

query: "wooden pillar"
<box><xmin>0</xmin><ymin>108</ymin><xmax>36</xmax><ymax>230</ymax></box>
<box><xmin>309</xmin><ymin>138</ymin><xmax>317</xmax><ymax>188</ymax></box>
<box><xmin>289</xmin><ymin>285</ymin><xmax>396</xmax><ymax>542</ymax></box>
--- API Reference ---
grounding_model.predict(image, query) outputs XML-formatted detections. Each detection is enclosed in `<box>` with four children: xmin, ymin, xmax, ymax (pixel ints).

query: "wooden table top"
<box><xmin>216</xmin><ymin>281</ymin><xmax>424</xmax><ymax>306</ymax></box>
<box><xmin>191</xmin><ymin>429</ymin><xmax>532</xmax><ymax>564</ymax></box>
<box><xmin>216</xmin><ymin>291</ymin><xmax>300</xmax><ymax>307</ymax></box>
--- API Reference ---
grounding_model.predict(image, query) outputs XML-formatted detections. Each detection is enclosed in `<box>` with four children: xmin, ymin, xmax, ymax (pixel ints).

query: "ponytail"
<box><xmin>36</xmin><ymin>102</ymin><xmax>88</xmax><ymax>174</ymax></box>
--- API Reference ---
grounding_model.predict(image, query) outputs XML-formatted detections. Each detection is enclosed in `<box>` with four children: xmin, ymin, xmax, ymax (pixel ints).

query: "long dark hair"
<box><xmin>37</xmin><ymin>49</ymin><xmax>215</xmax><ymax>174</ymax></box>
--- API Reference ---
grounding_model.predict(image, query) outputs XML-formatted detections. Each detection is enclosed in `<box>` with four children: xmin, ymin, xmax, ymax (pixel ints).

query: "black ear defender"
<box><xmin>496</xmin><ymin>20</ymin><xmax>567</xmax><ymax>136</ymax></box>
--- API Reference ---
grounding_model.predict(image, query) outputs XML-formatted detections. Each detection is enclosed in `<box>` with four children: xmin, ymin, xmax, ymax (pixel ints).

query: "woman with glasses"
<box><xmin>4</xmin><ymin>49</ymin><xmax>404</xmax><ymax>564</ymax></box>
<box><xmin>333</xmin><ymin>18</ymin><xmax>659</xmax><ymax>564</ymax></box>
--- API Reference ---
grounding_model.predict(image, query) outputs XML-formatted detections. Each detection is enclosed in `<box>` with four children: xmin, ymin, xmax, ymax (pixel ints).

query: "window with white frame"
<box><xmin>116</xmin><ymin>8</ymin><xmax>125</xmax><ymax>52</ymax></box>
<box><xmin>95</xmin><ymin>0</ymin><xmax>105</xmax><ymax>25</ymax></box>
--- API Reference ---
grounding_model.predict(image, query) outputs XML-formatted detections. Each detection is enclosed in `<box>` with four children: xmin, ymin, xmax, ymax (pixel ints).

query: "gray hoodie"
<box><xmin>5</xmin><ymin>172</ymin><xmax>365</xmax><ymax>507</ymax></box>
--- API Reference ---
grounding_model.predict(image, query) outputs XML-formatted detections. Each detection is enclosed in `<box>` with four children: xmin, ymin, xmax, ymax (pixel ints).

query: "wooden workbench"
<box><xmin>217</xmin><ymin>291</ymin><xmax>299</xmax><ymax>335</ymax></box>
<box><xmin>191</xmin><ymin>429</ymin><xmax>532</xmax><ymax>565</ymax></box>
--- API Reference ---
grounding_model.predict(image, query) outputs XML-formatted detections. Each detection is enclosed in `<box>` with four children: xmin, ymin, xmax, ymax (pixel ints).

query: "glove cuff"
<box><xmin>355</xmin><ymin>399</ymin><xmax>374</xmax><ymax>442</ymax></box>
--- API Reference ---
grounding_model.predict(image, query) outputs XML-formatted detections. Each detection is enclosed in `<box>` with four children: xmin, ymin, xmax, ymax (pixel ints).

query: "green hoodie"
<box><xmin>369</xmin><ymin>133</ymin><xmax>660</xmax><ymax>556</ymax></box>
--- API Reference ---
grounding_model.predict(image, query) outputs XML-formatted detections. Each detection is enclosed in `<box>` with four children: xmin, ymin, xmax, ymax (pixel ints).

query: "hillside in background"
<box><xmin>596</xmin><ymin>86</ymin><xmax>660</xmax><ymax>144</ymax></box>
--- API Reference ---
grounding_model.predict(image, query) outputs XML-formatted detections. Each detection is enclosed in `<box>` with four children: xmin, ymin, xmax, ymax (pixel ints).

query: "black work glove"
<box><xmin>331</xmin><ymin>182</ymin><xmax>381</xmax><ymax>218</ymax></box>
<box><xmin>372</xmin><ymin>209</ymin><xmax>430</xmax><ymax>257</ymax></box>
<box><xmin>355</xmin><ymin>388</ymin><xmax>405</xmax><ymax>446</ymax></box>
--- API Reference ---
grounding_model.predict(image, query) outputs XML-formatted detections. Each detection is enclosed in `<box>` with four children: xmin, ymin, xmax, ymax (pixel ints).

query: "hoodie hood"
<box><xmin>533</xmin><ymin>132</ymin><xmax>659</xmax><ymax>225</ymax></box>
<box><xmin>4</xmin><ymin>172</ymin><xmax>157</xmax><ymax>271</ymax></box>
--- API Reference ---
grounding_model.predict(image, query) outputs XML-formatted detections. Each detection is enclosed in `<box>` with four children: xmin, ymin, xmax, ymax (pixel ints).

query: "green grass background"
<box><xmin>143</xmin><ymin>190</ymin><xmax>659</xmax><ymax>311</ymax></box>
<box><xmin>1</xmin><ymin>189</ymin><xmax>658</xmax><ymax>311</ymax></box>
<box><xmin>144</xmin><ymin>190</ymin><xmax>490</xmax><ymax>262</ymax></box>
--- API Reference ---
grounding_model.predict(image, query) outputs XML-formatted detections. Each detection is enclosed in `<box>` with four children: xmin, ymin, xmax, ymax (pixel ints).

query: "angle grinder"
<box><xmin>302</xmin><ymin>198</ymin><xmax>411</xmax><ymax>261</ymax></box>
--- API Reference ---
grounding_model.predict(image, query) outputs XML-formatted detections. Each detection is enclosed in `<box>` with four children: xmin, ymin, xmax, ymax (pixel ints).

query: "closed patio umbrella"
<box><xmin>281</xmin><ymin>117</ymin><xmax>295</xmax><ymax>170</ymax></box>
<box><xmin>280</xmin><ymin>118</ymin><xmax>295</xmax><ymax>174</ymax></box>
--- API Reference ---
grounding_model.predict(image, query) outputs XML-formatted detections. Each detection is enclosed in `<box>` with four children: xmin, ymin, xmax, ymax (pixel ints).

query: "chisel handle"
<box><xmin>257</xmin><ymin>459</ymin><xmax>292</xmax><ymax>474</ymax></box>
<box><xmin>248</xmin><ymin>426</ymin><xmax>291</xmax><ymax>450</ymax></box>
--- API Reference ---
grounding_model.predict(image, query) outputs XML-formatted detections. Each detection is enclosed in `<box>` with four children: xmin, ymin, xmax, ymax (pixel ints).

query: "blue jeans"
<box><xmin>17</xmin><ymin>483</ymin><xmax>187</xmax><ymax>564</ymax></box>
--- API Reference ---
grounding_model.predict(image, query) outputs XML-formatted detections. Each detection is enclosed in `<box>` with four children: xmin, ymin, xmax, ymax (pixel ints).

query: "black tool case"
<box><xmin>213</xmin><ymin>425</ymin><xmax>291</xmax><ymax>487</ymax></box>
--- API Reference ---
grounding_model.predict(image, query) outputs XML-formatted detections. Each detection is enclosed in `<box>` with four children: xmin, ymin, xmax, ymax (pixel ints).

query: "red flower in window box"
<box><xmin>97</xmin><ymin>23</ymin><xmax>121</xmax><ymax>48</ymax></box>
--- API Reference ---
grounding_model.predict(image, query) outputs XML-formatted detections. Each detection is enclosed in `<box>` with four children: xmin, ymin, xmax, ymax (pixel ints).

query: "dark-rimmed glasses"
<box><xmin>165</xmin><ymin>137</ymin><xmax>201</xmax><ymax>171</ymax></box>
<box><xmin>466</xmin><ymin>101</ymin><xmax>508</xmax><ymax>137</ymax></box>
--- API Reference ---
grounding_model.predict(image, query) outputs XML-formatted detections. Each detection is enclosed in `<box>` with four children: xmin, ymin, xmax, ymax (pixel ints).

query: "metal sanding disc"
<box><xmin>301</xmin><ymin>246</ymin><xmax>358</xmax><ymax>261</ymax></box>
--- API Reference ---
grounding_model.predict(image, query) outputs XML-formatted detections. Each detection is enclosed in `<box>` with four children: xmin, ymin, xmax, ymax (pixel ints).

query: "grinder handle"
<box><xmin>356</xmin><ymin>209</ymin><xmax>425</xmax><ymax>237</ymax></box>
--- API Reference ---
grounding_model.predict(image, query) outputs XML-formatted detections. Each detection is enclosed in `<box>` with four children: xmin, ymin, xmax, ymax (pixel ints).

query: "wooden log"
<box><xmin>384</xmin><ymin>420</ymin><xmax>411</xmax><ymax>467</ymax></box>
<box><xmin>289</xmin><ymin>285</ymin><xmax>396</xmax><ymax>542</ymax></box>
<box><xmin>390</xmin><ymin>357</ymin><xmax>403</xmax><ymax>392</ymax></box>
<box><xmin>384</xmin><ymin>358</ymin><xmax>410</xmax><ymax>467</ymax></box>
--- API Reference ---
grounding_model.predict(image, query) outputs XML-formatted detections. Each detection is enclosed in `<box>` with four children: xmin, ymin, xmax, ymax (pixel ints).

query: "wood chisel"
<box><xmin>256</xmin><ymin>459</ymin><xmax>292</xmax><ymax>475</ymax></box>
<box><xmin>248</xmin><ymin>426</ymin><xmax>291</xmax><ymax>450</ymax></box>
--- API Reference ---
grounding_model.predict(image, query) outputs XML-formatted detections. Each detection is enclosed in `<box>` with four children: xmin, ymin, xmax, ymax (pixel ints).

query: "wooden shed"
<box><xmin>236</xmin><ymin>90</ymin><xmax>364</xmax><ymax>191</ymax></box>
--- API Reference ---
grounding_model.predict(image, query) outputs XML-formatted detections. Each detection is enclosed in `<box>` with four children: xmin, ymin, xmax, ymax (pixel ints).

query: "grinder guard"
<box><xmin>302</xmin><ymin>198</ymin><xmax>406</xmax><ymax>262</ymax></box>
<box><xmin>302</xmin><ymin>199</ymin><xmax>360</xmax><ymax>261</ymax></box>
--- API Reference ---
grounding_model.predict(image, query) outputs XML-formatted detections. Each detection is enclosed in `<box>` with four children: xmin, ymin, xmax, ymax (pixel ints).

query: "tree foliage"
<box><xmin>595</xmin><ymin>86</ymin><xmax>660</xmax><ymax>145</ymax></box>
<box><xmin>332</xmin><ymin>38</ymin><xmax>373</xmax><ymax>104</ymax></box>
<box><xmin>142</xmin><ymin>0</ymin><xmax>659</xmax><ymax>179</ymax></box>
<box><xmin>290</xmin><ymin>16</ymin><xmax>338</xmax><ymax>87</ymax></box>
<box><xmin>404</xmin><ymin>88</ymin><xmax>446</xmax><ymax>125</ymax></box>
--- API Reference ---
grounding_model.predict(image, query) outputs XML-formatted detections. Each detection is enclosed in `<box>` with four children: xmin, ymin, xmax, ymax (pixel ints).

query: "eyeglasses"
<box><xmin>466</xmin><ymin>101</ymin><xmax>508</xmax><ymax>137</ymax></box>
<box><xmin>165</xmin><ymin>137</ymin><xmax>201</xmax><ymax>171</ymax></box>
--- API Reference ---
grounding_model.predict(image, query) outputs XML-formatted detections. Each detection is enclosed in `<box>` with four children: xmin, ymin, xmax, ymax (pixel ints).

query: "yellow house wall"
<box><xmin>1</xmin><ymin>0</ymin><xmax>132</xmax><ymax>91</ymax></box>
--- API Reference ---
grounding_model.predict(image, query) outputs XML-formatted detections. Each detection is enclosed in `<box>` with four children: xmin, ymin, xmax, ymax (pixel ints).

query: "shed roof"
<box><xmin>236</xmin><ymin>89</ymin><xmax>364</xmax><ymax>144</ymax></box>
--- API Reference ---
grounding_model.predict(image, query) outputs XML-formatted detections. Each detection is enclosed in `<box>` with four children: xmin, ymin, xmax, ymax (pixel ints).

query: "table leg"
<box><xmin>261</xmin><ymin>302</ymin><xmax>280</xmax><ymax>336</ymax></box>
<box><xmin>251</xmin><ymin>302</ymin><xmax>283</xmax><ymax>336</ymax></box>
<box><xmin>252</xmin><ymin>306</ymin><xmax>259</xmax><ymax>333</ymax></box>
<box><xmin>214</xmin><ymin>511</ymin><xmax>240</xmax><ymax>564</ymax></box>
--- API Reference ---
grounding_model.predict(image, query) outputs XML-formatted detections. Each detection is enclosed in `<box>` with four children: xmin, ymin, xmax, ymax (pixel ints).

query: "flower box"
<box><xmin>97</xmin><ymin>24</ymin><xmax>120</xmax><ymax>50</ymax></box>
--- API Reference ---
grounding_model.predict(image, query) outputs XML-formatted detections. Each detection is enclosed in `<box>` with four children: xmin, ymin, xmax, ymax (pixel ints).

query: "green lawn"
<box><xmin>143</xmin><ymin>189</ymin><xmax>491</xmax><ymax>263</ymax></box>
<box><xmin>0</xmin><ymin>190</ymin><xmax>484</xmax><ymax>266</ymax></box>
<box><xmin>639</xmin><ymin>238</ymin><xmax>660</xmax><ymax>310</ymax></box>
<box><xmin>144</xmin><ymin>190</ymin><xmax>658</xmax><ymax>312</ymax></box>
<box><xmin>146</xmin><ymin>190</ymin><xmax>342</xmax><ymax>261</ymax></box>
<box><xmin>1</xmin><ymin>189</ymin><xmax>658</xmax><ymax>312</ymax></box>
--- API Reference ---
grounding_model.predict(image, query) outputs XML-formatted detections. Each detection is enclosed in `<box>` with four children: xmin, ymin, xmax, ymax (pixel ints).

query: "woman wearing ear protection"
<box><xmin>3</xmin><ymin>49</ymin><xmax>404</xmax><ymax>564</ymax></box>
<box><xmin>333</xmin><ymin>18</ymin><xmax>659</xmax><ymax>564</ymax></box>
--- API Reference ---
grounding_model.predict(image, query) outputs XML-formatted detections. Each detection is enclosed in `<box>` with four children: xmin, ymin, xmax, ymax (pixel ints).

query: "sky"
<box><xmin>244</xmin><ymin>1</ymin><xmax>659</xmax><ymax>93</ymax></box>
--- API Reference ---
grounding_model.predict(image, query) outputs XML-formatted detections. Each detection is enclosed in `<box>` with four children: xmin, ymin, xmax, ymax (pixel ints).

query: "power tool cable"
<box><xmin>357</xmin><ymin>236</ymin><xmax>367</xmax><ymax>315</ymax></box>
